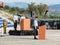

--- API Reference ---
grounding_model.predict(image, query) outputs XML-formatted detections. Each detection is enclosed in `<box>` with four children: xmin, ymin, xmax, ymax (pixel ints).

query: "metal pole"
<box><xmin>31</xmin><ymin>11</ymin><xmax>33</xmax><ymax>17</ymax></box>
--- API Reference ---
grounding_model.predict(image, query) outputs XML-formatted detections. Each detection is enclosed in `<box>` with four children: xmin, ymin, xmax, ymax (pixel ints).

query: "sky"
<box><xmin>0</xmin><ymin>0</ymin><xmax>60</xmax><ymax>5</ymax></box>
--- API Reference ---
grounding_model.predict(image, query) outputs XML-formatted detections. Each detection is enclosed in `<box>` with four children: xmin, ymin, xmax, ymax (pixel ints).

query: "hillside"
<box><xmin>3</xmin><ymin>2</ymin><xmax>60</xmax><ymax>10</ymax></box>
<box><xmin>49</xmin><ymin>4</ymin><xmax>60</xmax><ymax>10</ymax></box>
<box><xmin>4</xmin><ymin>2</ymin><xmax>28</xmax><ymax>9</ymax></box>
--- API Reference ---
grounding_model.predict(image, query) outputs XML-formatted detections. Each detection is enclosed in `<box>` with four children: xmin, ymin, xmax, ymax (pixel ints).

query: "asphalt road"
<box><xmin>0</xmin><ymin>30</ymin><xmax>60</xmax><ymax>45</ymax></box>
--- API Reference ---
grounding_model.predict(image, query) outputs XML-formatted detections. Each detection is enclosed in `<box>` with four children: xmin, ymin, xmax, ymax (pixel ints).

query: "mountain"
<box><xmin>49</xmin><ymin>4</ymin><xmax>60</xmax><ymax>10</ymax></box>
<box><xmin>4</xmin><ymin>2</ymin><xmax>28</xmax><ymax>9</ymax></box>
<box><xmin>2</xmin><ymin>2</ymin><xmax>60</xmax><ymax>10</ymax></box>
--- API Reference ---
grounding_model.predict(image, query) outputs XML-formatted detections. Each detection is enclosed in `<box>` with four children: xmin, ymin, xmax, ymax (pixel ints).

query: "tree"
<box><xmin>14</xmin><ymin>7</ymin><xmax>20</xmax><ymax>12</ymax></box>
<box><xmin>10</xmin><ymin>7</ymin><xmax>16</xmax><ymax>11</ymax></box>
<box><xmin>28</xmin><ymin>3</ymin><xmax>49</xmax><ymax>18</ymax></box>
<box><xmin>28</xmin><ymin>3</ymin><xmax>36</xmax><ymax>14</ymax></box>
<box><xmin>4</xmin><ymin>5</ymin><xmax>9</xmax><ymax>10</ymax></box>
<box><xmin>37</xmin><ymin>4</ymin><xmax>48</xmax><ymax>18</ymax></box>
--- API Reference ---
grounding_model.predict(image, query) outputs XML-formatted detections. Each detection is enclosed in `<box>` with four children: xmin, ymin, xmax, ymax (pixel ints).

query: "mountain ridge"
<box><xmin>49</xmin><ymin>4</ymin><xmax>60</xmax><ymax>10</ymax></box>
<box><xmin>0</xmin><ymin>2</ymin><xmax>60</xmax><ymax>10</ymax></box>
<box><xmin>4</xmin><ymin>2</ymin><xmax>28</xmax><ymax>9</ymax></box>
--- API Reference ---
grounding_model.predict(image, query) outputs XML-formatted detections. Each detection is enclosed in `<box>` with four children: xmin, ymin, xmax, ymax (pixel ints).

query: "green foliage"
<box><xmin>10</xmin><ymin>7</ymin><xmax>15</xmax><ymax>11</ymax></box>
<box><xmin>3</xmin><ymin>5</ymin><xmax>26</xmax><ymax>15</ymax></box>
<box><xmin>28</xmin><ymin>3</ymin><xmax>35</xmax><ymax>11</ymax></box>
<box><xmin>2</xmin><ymin>3</ymin><xmax>48</xmax><ymax>18</ymax></box>
<box><xmin>2</xmin><ymin>3</ymin><xmax>60</xmax><ymax>19</ymax></box>
<box><xmin>4</xmin><ymin>5</ymin><xmax>10</xmax><ymax>10</ymax></box>
<box><xmin>28</xmin><ymin>3</ymin><xmax>48</xmax><ymax>18</ymax></box>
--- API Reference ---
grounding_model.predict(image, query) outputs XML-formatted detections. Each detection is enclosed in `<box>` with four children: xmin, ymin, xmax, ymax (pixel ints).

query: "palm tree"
<box><xmin>28</xmin><ymin>3</ymin><xmax>49</xmax><ymax>18</ymax></box>
<box><xmin>37</xmin><ymin>3</ymin><xmax>48</xmax><ymax>18</ymax></box>
<box><xmin>28</xmin><ymin>3</ymin><xmax>36</xmax><ymax>13</ymax></box>
<box><xmin>28</xmin><ymin>3</ymin><xmax>36</xmax><ymax>17</ymax></box>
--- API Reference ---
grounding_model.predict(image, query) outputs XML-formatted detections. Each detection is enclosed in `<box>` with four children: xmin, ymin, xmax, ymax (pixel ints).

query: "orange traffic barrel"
<box><xmin>38</xmin><ymin>25</ymin><xmax>46</xmax><ymax>40</ymax></box>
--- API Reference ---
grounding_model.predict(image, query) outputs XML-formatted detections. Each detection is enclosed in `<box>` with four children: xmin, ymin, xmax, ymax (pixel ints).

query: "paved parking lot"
<box><xmin>0</xmin><ymin>30</ymin><xmax>60</xmax><ymax>45</ymax></box>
